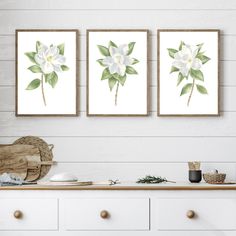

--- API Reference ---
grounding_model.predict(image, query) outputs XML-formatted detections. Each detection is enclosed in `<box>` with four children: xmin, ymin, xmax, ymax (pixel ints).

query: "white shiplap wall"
<box><xmin>0</xmin><ymin>0</ymin><xmax>236</xmax><ymax>182</ymax></box>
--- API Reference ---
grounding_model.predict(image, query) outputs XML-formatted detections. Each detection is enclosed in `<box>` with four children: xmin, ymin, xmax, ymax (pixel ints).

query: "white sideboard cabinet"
<box><xmin>1</xmin><ymin>183</ymin><xmax>236</xmax><ymax>236</ymax></box>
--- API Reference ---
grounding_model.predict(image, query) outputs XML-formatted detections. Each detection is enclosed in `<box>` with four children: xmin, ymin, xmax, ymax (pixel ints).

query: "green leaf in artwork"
<box><xmin>167</xmin><ymin>48</ymin><xmax>178</xmax><ymax>58</ymax></box>
<box><xmin>25</xmin><ymin>52</ymin><xmax>37</xmax><ymax>64</ymax></box>
<box><xmin>26</xmin><ymin>79</ymin><xmax>41</xmax><ymax>90</ymax></box>
<box><xmin>57</xmin><ymin>43</ymin><xmax>65</xmax><ymax>55</ymax></box>
<box><xmin>97</xmin><ymin>59</ymin><xmax>106</xmax><ymax>67</ymax></box>
<box><xmin>132</xmin><ymin>58</ymin><xmax>139</xmax><ymax>65</ymax></box>
<box><xmin>101</xmin><ymin>68</ymin><xmax>112</xmax><ymax>80</ymax></box>
<box><xmin>112</xmin><ymin>73</ymin><xmax>119</xmax><ymax>80</ymax></box>
<box><xmin>190</xmin><ymin>69</ymin><xmax>204</xmax><ymax>81</ymax></box>
<box><xmin>126</xmin><ymin>66</ymin><xmax>138</xmax><ymax>74</ymax></box>
<box><xmin>127</xmin><ymin>42</ymin><xmax>136</xmax><ymax>55</ymax></box>
<box><xmin>28</xmin><ymin>65</ymin><xmax>42</xmax><ymax>73</ymax></box>
<box><xmin>180</xmin><ymin>83</ymin><xmax>192</xmax><ymax>96</ymax></box>
<box><xmin>108</xmin><ymin>77</ymin><xmax>117</xmax><ymax>91</ymax></box>
<box><xmin>177</xmin><ymin>72</ymin><xmax>185</xmax><ymax>86</ymax></box>
<box><xmin>118</xmin><ymin>74</ymin><xmax>126</xmax><ymax>86</ymax></box>
<box><xmin>112</xmin><ymin>73</ymin><xmax>127</xmax><ymax>86</ymax></box>
<box><xmin>45</xmin><ymin>73</ymin><xmax>49</xmax><ymax>83</ymax></box>
<box><xmin>97</xmin><ymin>45</ymin><xmax>110</xmax><ymax>56</ymax></box>
<box><xmin>170</xmin><ymin>66</ymin><xmax>179</xmax><ymax>73</ymax></box>
<box><xmin>179</xmin><ymin>41</ymin><xmax>185</xmax><ymax>50</ymax></box>
<box><xmin>196</xmin><ymin>43</ymin><xmax>204</xmax><ymax>53</ymax></box>
<box><xmin>108</xmin><ymin>40</ymin><xmax>118</xmax><ymax>48</ymax></box>
<box><xmin>36</xmin><ymin>41</ymin><xmax>42</xmax><ymax>53</ymax></box>
<box><xmin>196</xmin><ymin>53</ymin><xmax>211</xmax><ymax>64</ymax></box>
<box><xmin>61</xmin><ymin>65</ymin><xmax>69</xmax><ymax>71</ymax></box>
<box><xmin>196</xmin><ymin>84</ymin><xmax>208</xmax><ymax>94</ymax></box>
<box><xmin>45</xmin><ymin>71</ymin><xmax>58</xmax><ymax>88</ymax></box>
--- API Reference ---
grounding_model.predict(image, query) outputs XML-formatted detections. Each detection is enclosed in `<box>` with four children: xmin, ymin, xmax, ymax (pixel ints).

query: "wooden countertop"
<box><xmin>1</xmin><ymin>182</ymin><xmax>236</xmax><ymax>190</ymax></box>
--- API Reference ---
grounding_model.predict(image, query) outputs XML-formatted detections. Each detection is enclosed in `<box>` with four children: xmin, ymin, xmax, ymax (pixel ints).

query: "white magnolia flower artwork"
<box><xmin>87</xmin><ymin>30</ymin><xmax>148</xmax><ymax>116</ymax></box>
<box><xmin>34</xmin><ymin>44</ymin><xmax>66</xmax><ymax>74</ymax></box>
<box><xmin>172</xmin><ymin>44</ymin><xmax>202</xmax><ymax>77</ymax></box>
<box><xmin>101</xmin><ymin>44</ymin><xmax>135</xmax><ymax>76</ymax></box>
<box><xmin>25</xmin><ymin>41</ymin><xmax>69</xmax><ymax>106</ymax></box>
<box><xmin>167</xmin><ymin>41</ymin><xmax>210</xmax><ymax>106</ymax></box>
<box><xmin>16</xmin><ymin>30</ymin><xmax>78</xmax><ymax>116</ymax></box>
<box><xmin>97</xmin><ymin>41</ymin><xmax>139</xmax><ymax>106</ymax></box>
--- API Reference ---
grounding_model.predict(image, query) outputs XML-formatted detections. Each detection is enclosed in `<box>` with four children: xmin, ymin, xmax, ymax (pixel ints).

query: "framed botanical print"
<box><xmin>87</xmin><ymin>29</ymin><xmax>149</xmax><ymax>116</ymax></box>
<box><xmin>158</xmin><ymin>29</ymin><xmax>219</xmax><ymax>116</ymax></box>
<box><xmin>16</xmin><ymin>29</ymin><xmax>78</xmax><ymax>116</ymax></box>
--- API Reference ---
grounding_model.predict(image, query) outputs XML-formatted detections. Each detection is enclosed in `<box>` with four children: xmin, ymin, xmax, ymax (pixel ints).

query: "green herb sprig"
<box><xmin>136</xmin><ymin>175</ymin><xmax>176</xmax><ymax>184</ymax></box>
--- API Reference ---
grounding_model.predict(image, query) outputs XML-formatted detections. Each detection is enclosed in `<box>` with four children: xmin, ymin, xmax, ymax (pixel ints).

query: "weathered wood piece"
<box><xmin>0</xmin><ymin>155</ymin><xmax>28</xmax><ymax>179</ymax></box>
<box><xmin>13</xmin><ymin>136</ymin><xmax>54</xmax><ymax>179</ymax></box>
<box><xmin>0</xmin><ymin>144</ymin><xmax>41</xmax><ymax>181</ymax></box>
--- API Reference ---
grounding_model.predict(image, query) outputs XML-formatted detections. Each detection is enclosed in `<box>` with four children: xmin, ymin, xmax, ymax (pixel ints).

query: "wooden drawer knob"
<box><xmin>14</xmin><ymin>210</ymin><xmax>23</xmax><ymax>219</ymax></box>
<box><xmin>100</xmin><ymin>210</ymin><xmax>109</xmax><ymax>219</ymax></box>
<box><xmin>186</xmin><ymin>210</ymin><xmax>195</xmax><ymax>219</ymax></box>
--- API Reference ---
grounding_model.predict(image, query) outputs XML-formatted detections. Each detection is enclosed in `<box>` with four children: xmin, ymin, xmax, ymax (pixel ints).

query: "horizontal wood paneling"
<box><xmin>0</xmin><ymin>136</ymin><xmax>235</xmax><ymax>163</ymax></box>
<box><xmin>0</xmin><ymin>0</ymin><xmax>235</xmax><ymax>181</ymax></box>
<box><xmin>0</xmin><ymin>87</ymin><xmax>14</xmax><ymax>111</ymax></box>
<box><xmin>0</xmin><ymin>86</ymin><xmax>235</xmax><ymax>112</ymax></box>
<box><xmin>1</xmin><ymin>0</ymin><xmax>236</xmax><ymax>10</ymax></box>
<box><xmin>1</xmin><ymin>60</ymin><xmax>236</xmax><ymax>86</ymax></box>
<box><xmin>0</xmin><ymin>112</ymin><xmax>235</xmax><ymax>137</ymax></box>
<box><xmin>0</xmin><ymin>11</ymin><xmax>235</xmax><ymax>34</ymax></box>
<box><xmin>0</xmin><ymin>35</ymin><xmax>235</xmax><ymax>61</ymax></box>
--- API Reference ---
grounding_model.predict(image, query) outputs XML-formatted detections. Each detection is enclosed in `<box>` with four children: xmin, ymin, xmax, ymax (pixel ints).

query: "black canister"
<box><xmin>189</xmin><ymin>170</ymin><xmax>202</xmax><ymax>183</ymax></box>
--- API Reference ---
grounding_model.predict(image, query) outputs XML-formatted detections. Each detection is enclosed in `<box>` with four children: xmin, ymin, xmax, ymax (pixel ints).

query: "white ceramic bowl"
<box><xmin>50</xmin><ymin>172</ymin><xmax>78</xmax><ymax>182</ymax></box>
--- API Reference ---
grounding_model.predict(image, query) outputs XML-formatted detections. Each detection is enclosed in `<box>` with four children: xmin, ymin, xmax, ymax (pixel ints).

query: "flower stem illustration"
<box><xmin>41</xmin><ymin>73</ymin><xmax>46</xmax><ymax>106</ymax></box>
<box><xmin>187</xmin><ymin>78</ymin><xmax>195</xmax><ymax>106</ymax></box>
<box><xmin>97</xmin><ymin>41</ymin><xmax>139</xmax><ymax>105</ymax></box>
<box><xmin>115</xmin><ymin>82</ymin><xmax>119</xmax><ymax>105</ymax></box>
<box><xmin>25</xmin><ymin>41</ymin><xmax>69</xmax><ymax>106</ymax></box>
<box><xmin>167</xmin><ymin>41</ymin><xmax>210</xmax><ymax>106</ymax></box>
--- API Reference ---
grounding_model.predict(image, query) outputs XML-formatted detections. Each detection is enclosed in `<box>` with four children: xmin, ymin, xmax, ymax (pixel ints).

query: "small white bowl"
<box><xmin>50</xmin><ymin>172</ymin><xmax>78</xmax><ymax>182</ymax></box>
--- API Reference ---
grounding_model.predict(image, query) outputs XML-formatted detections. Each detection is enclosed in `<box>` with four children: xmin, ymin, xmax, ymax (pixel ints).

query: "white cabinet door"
<box><xmin>0</xmin><ymin>198</ymin><xmax>58</xmax><ymax>230</ymax></box>
<box><xmin>63</xmin><ymin>198</ymin><xmax>149</xmax><ymax>230</ymax></box>
<box><xmin>155</xmin><ymin>198</ymin><xmax>236</xmax><ymax>230</ymax></box>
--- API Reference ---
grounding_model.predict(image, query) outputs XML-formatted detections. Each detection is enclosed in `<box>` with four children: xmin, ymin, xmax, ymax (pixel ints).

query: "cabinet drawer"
<box><xmin>0</xmin><ymin>198</ymin><xmax>58</xmax><ymax>230</ymax></box>
<box><xmin>64</xmin><ymin>198</ymin><xmax>149</xmax><ymax>230</ymax></box>
<box><xmin>156</xmin><ymin>199</ymin><xmax>236</xmax><ymax>230</ymax></box>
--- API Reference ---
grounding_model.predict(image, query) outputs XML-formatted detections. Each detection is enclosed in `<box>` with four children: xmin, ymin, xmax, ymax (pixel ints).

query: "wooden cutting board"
<box><xmin>0</xmin><ymin>155</ymin><xmax>28</xmax><ymax>179</ymax></box>
<box><xmin>13</xmin><ymin>136</ymin><xmax>54</xmax><ymax>180</ymax></box>
<box><xmin>25</xmin><ymin>155</ymin><xmax>41</xmax><ymax>181</ymax></box>
<box><xmin>39</xmin><ymin>181</ymin><xmax>93</xmax><ymax>186</ymax></box>
<box><xmin>0</xmin><ymin>144</ymin><xmax>41</xmax><ymax>181</ymax></box>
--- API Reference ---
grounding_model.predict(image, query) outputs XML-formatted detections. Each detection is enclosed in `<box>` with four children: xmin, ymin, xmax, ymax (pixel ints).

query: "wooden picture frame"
<box><xmin>16</xmin><ymin>29</ymin><xmax>79</xmax><ymax>116</ymax></box>
<box><xmin>158</xmin><ymin>29</ymin><xmax>220</xmax><ymax>116</ymax></box>
<box><xmin>87</xmin><ymin>29</ymin><xmax>149</xmax><ymax>116</ymax></box>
